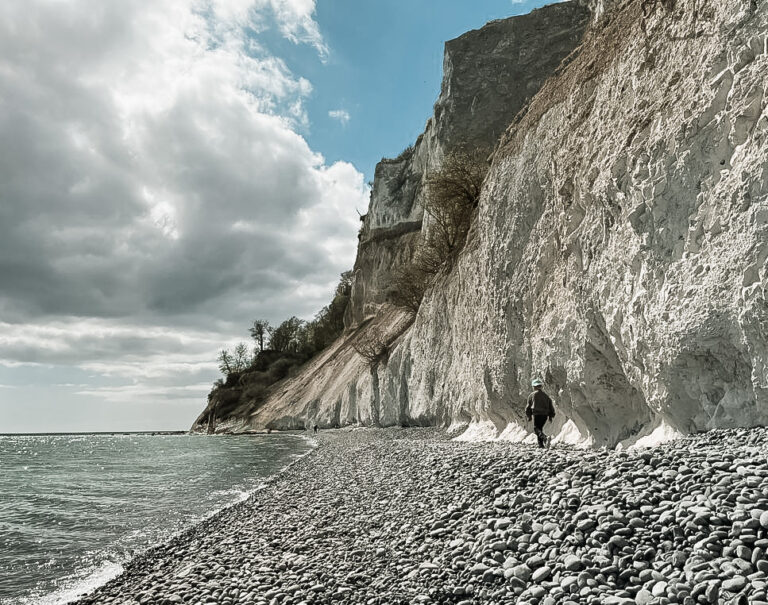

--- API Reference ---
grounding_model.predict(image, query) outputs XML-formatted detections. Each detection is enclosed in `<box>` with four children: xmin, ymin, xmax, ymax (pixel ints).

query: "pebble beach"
<box><xmin>74</xmin><ymin>427</ymin><xmax>768</xmax><ymax>605</ymax></box>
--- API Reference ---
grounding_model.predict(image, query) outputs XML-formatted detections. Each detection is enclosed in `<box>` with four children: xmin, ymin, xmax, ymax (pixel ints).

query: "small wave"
<box><xmin>209</xmin><ymin>487</ymin><xmax>252</xmax><ymax>504</ymax></box>
<box><xmin>14</xmin><ymin>560</ymin><xmax>124</xmax><ymax>605</ymax></box>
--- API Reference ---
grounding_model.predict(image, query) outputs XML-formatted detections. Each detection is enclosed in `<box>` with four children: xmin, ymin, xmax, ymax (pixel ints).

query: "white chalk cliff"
<box><xmin>198</xmin><ymin>0</ymin><xmax>768</xmax><ymax>448</ymax></box>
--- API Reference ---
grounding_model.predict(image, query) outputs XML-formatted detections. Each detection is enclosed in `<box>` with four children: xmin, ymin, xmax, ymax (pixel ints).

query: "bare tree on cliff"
<box><xmin>217</xmin><ymin>342</ymin><xmax>252</xmax><ymax>376</ymax></box>
<box><xmin>389</xmin><ymin>147</ymin><xmax>489</xmax><ymax>314</ymax></box>
<box><xmin>352</xmin><ymin>326</ymin><xmax>389</xmax><ymax>366</ymax></box>
<box><xmin>249</xmin><ymin>319</ymin><xmax>271</xmax><ymax>352</ymax></box>
<box><xmin>233</xmin><ymin>342</ymin><xmax>251</xmax><ymax>370</ymax></box>
<box><xmin>388</xmin><ymin>263</ymin><xmax>432</xmax><ymax>315</ymax></box>
<box><xmin>217</xmin><ymin>349</ymin><xmax>234</xmax><ymax>375</ymax></box>
<box><xmin>422</xmin><ymin>147</ymin><xmax>488</xmax><ymax>260</ymax></box>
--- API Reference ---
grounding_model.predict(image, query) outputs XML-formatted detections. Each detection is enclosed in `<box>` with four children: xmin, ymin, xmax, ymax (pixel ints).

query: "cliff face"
<box><xmin>388</xmin><ymin>0</ymin><xmax>768</xmax><ymax>446</ymax></box>
<box><xmin>196</xmin><ymin>0</ymin><xmax>768</xmax><ymax>447</ymax></box>
<box><xmin>345</xmin><ymin>2</ymin><xmax>590</xmax><ymax>326</ymax></box>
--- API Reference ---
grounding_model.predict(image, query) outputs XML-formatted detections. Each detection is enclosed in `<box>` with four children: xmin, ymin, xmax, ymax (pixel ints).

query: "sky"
<box><xmin>0</xmin><ymin>0</ymin><xmax>565</xmax><ymax>432</ymax></box>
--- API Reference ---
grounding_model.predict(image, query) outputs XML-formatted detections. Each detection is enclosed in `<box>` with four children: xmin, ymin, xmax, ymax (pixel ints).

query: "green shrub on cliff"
<box><xmin>259</xmin><ymin>272</ymin><xmax>352</xmax><ymax>357</ymax></box>
<box><xmin>207</xmin><ymin>271</ymin><xmax>354</xmax><ymax>424</ymax></box>
<box><xmin>308</xmin><ymin>271</ymin><xmax>352</xmax><ymax>351</ymax></box>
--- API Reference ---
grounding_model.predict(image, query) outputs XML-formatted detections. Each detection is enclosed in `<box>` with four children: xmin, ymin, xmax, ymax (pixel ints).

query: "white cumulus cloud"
<box><xmin>264</xmin><ymin>0</ymin><xmax>330</xmax><ymax>58</ymax></box>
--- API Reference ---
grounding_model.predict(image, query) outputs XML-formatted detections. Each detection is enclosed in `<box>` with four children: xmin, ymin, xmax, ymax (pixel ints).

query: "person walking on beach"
<box><xmin>313</xmin><ymin>424</ymin><xmax>318</xmax><ymax>434</ymax></box>
<box><xmin>526</xmin><ymin>378</ymin><xmax>555</xmax><ymax>448</ymax></box>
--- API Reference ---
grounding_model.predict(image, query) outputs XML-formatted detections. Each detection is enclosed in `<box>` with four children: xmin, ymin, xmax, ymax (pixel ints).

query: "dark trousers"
<box><xmin>533</xmin><ymin>415</ymin><xmax>548</xmax><ymax>448</ymax></box>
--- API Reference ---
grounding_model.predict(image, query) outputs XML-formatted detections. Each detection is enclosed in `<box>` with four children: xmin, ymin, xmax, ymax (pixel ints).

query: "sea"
<box><xmin>0</xmin><ymin>432</ymin><xmax>313</xmax><ymax>605</ymax></box>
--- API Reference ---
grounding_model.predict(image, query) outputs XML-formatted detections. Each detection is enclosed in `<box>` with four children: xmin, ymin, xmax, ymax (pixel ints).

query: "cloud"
<box><xmin>328</xmin><ymin>109</ymin><xmax>351</xmax><ymax>126</ymax></box>
<box><xmin>0</xmin><ymin>0</ymin><xmax>368</xmax><ymax>428</ymax></box>
<box><xmin>0</xmin><ymin>320</ymin><xmax>221</xmax><ymax>367</ymax></box>
<box><xmin>265</xmin><ymin>0</ymin><xmax>329</xmax><ymax>58</ymax></box>
<box><xmin>75</xmin><ymin>383</ymin><xmax>215</xmax><ymax>405</ymax></box>
<box><xmin>0</xmin><ymin>0</ymin><xmax>366</xmax><ymax>324</ymax></box>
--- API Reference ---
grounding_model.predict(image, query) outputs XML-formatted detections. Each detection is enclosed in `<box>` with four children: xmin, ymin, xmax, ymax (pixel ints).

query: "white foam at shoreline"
<box><xmin>19</xmin><ymin>561</ymin><xmax>125</xmax><ymax>605</ymax></box>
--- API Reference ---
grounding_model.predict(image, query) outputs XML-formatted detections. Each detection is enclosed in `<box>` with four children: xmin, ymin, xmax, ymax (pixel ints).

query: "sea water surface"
<box><xmin>0</xmin><ymin>433</ymin><xmax>313</xmax><ymax>605</ymax></box>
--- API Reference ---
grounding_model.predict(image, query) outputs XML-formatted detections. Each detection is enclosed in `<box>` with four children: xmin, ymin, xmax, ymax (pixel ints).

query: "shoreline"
<box><xmin>54</xmin><ymin>432</ymin><xmax>317</xmax><ymax>605</ymax></box>
<box><xmin>73</xmin><ymin>427</ymin><xmax>768</xmax><ymax>604</ymax></box>
<box><xmin>1</xmin><ymin>432</ymin><xmax>314</xmax><ymax>605</ymax></box>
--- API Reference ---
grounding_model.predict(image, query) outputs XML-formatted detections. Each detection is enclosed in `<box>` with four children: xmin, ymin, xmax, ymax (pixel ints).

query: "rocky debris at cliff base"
<box><xmin>75</xmin><ymin>428</ymin><xmax>768</xmax><ymax>605</ymax></box>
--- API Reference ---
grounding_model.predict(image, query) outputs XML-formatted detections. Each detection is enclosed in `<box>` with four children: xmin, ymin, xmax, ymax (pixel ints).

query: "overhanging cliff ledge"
<box><xmin>194</xmin><ymin>0</ymin><xmax>768</xmax><ymax>448</ymax></box>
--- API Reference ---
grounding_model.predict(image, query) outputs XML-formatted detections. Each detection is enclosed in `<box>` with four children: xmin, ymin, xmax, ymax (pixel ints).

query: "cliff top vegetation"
<box><xmin>202</xmin><ymin>271</ymin><xmax>353</xmax><ymax>428</ymax></box>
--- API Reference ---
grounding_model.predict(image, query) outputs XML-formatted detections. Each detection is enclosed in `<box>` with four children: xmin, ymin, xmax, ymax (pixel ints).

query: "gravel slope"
<box><xmin>75</xmin><ymin>428</ymin><xmax>768</xmax><ymax>605</ymax></box>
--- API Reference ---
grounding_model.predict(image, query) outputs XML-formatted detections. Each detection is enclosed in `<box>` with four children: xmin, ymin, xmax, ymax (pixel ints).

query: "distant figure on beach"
<box><xmin>313</xmin><ymin>424</ymin><xmax>318</xmax><ymax>434</ymax></box>
<box><xmin>526</xmin><ymin>378</ymin><xmax>555</xmax><ymax>448</ymax></box>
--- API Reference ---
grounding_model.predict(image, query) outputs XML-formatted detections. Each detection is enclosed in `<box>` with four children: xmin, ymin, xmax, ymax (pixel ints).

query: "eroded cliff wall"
<box><xmin>197</xmin><ymin>0</ymin><xmax>768</xmax><ymax>447</ymax></box>
<box><xmin>345</xmin><ymin>2</ymin><xmax>590</xmax><ymax>326</ymax></box>
<box><xmin>383</xmin><ymin>0</ymin><xmax>768</xmax><ymax>446</ymax></box>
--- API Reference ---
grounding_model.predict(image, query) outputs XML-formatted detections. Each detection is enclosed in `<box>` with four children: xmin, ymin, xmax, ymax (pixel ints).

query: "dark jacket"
<box><xmin>526</xmin><ymin>389</ymin><xmax>555</xmax><ymax>419</ymax></box>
